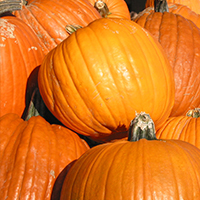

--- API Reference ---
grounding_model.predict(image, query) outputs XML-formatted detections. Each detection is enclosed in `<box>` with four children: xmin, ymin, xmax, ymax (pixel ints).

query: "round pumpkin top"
<box><xmin>38</xmin><ymin>17</ymin><xmax>175</xmax><ymax>142</ymax></box>
<box><xmin>0</xmin><ymin>113</ymin><xmax>89</xmax><ymax>200</ymax></box>
<box><xmin>60</xmin><ymin>112</ymin><xmax>200</xmax><ymax>199</ymax></box>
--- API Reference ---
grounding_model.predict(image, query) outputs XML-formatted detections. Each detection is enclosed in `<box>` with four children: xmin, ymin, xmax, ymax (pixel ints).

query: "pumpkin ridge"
<box><xmin>17</xmin><ymin>5</ymin><xmax>55</xmax><ymax>52</ymax></box>
<box><xmin>90</xmin><ymin>26</ymin><xmax>130</xmax><ymax>127</ymax></box>
<box><xmin>71</xmin><ymin>28</ymin><xmax>121</xmax><ymax>129</ymax></box>
<box><xmin>62</xmin><ymin>34</ymin><xmax>116</xmax><ymax>132</ymax></box>
<box><xmin>48</xmin><ymin>39</ymin><xmax>113</xmax><ymax>136</ymax></box>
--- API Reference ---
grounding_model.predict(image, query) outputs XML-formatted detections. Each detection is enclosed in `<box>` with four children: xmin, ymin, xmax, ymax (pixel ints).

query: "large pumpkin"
<box><xmin>87</xmin><ymin>0</ymin><xmax>130</xmax><ymax>19</ymax></box>
<box><xmin>13</xmin><ymin>0</ymin><xmax>101</xmax><ymax>54</ymax></box>
<box><xmin>156</xmin><ymin>108</ymin><xmax>200</xmax><ymax>149</ymax></box>
<box><xmin>0</xmin><ymin>113</ymin><xmax>89</xmax><ymax>200</ymax></box>
<box><xmin>134</xmin><ymin>1</ymin><xmax>200</xmax><ymax>117</ymax></box>
<box><xmin>38</xmin><ymin>17</ymin><xmax>175</xmax><ymax>142</ymax></box>
<box><xmin>60</xmin><ymin>112</ymin><xmax>200</xmax><ymax>199</ymax></box>
<box><xmin>0</xmin><ymin>16</ymin><xmax>45</xmax><ymax>117</ymax></box>
<box><xmin>145</xmin><ymin>0</ymin><xmax>200</xmax><ymax>14</ymax></box>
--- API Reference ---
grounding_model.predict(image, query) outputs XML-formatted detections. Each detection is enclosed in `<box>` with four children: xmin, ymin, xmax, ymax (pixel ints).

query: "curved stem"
<box><xmin>65</xmin><ymin>24</ymin><xmax>82</xmax><ymax>35</ymax></box>
<box><xmin>0</xmin><ymin>0</ymin><xmax>27</xmax><ymax>16</ymax></box>
<box><xmin>94</xmin><ymin>0</ymin><xmax>111</xmax><ymax>18</ymax></box>
<box><xmin>186</xmin><ymin>108</ymin><xmax>200</xmax><ymax>118</ymax></box>
<box><xmin>128</xmin><ymin>112</ymin><xmax>157</xmax><ymax>142</ymax></box>
<box><xmin>154</xmin><ymin>0</ymin><xmax>168</xmax><ymax>13</ymax></box>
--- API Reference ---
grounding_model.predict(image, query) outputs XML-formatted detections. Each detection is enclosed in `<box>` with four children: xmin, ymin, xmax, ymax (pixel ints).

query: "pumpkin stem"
<box><xmin>0</xmin><ymin>0</ymin><xmax>27</xmax><ymax>16</ymax></box>
<box><xmin>154</xmin><ymin>0</ymin><xmax>168</xmax><ymax>13</ymax></box>
<box><xmin>186</xmin><ymin>108</ymin><xmax>200</xmax><ymax>118</ymax></box>
<box><xmin>24</xmin><ymin>88</ymin><xmax>63</xmax><ymax>124</ymax></box>
<box><xmin>128</xmin><ymin>112</ymin><xmax>157</xmax><ymax>141</ymax></box>
<box><xmin>65</xmin><ymin>24</ymin><xmax>82</xmax><ymax>35</ymax></box>
<box><xmin>94</xmin><ymin>0</ymin><xmax>111</xmax><ymax>18</ymax></box>
<box><xmin>25</xmin><ymin>88</ymin><xmax>45</xmax><ymax>121</ymax></box>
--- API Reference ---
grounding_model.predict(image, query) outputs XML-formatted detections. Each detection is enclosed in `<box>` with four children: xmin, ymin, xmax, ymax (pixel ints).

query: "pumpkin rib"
<box><xmin>89</xmin><ymin>27</ymin><xmax>130</xmax><ymax>126</ymax></box>
<box><xmin>169</xmin><ymin>140</ymin><xmax>198</xmax><ymax>194</ymax></box>
<box><xmin>72</xmin><ymin>29</ymin><xmax>122</xmax><ymax>129</ymax></box>
<box><xmin>46</xmin><ymin>43</ymin><xmax>109</xmax><ymax>136</ymax></box>
<box><xmin>62</xmin><ymin>35</ymin><xmax>115</xmax><ymax>131</ymax></box>
<box><xmin>175</xmin><ymin>16</ymin><xmax>195</xmax><ymax>112</ymax></box>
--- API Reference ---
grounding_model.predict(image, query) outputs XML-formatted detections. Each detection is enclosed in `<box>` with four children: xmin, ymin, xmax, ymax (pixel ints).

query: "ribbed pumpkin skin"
<box><xmin>38</xmin><ymin>18</ymin><xmax>175</xmax><ymax>142</ymax></box>
<box><xmin>0</xmin><ymin>16</ymin><xmax>45</xmax><ymax>118</ymax></box>
<box><xmin>156</xmin><ymin>115</ymin><xmax>200</xmax><ymax>149</ymax></box>
<box><xmin>13</xmin><ymin>0</ymin><xmax>101</xmax><ymax>55</ymax></box>
<box><xmin>136</xmin><ymin>3</ymin><xmax>200</xmax><ymax>29</ymax></box>
<box><xmin>87</xmin><ymin>0</ymin><xmax>131</xmax><ymax>19</ymax></box>
<box><xmin>135</xmin><ymin>12</ymin><xmax>200</xmax><ymax>117</ymax></box>
<box><xmin>60</xmin><ymin>138</ymin><xmax>200</xmax><ymax>199</ymax></box>
<box><xmin>145</xmin><ymin>0</ymin><xmax>200</xmax><ymax>14</ymax></box>
<box><xmin>0</xmin><ymin>113</ymin><xmax>89</xmax><ymax>200</ymax></box>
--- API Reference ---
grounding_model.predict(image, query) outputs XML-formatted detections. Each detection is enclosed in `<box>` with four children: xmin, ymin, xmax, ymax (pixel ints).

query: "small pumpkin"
<box><xmin>145</xmin><ymin>0</ymin><xmax>200</xmax><ymax>14</ymax></box>
<box><xmin>60</xmin><ymin>112</ymin><xmax>200</xmax><ymax>200</ymax></box>
<box><xmin>156</xmin><ymin>108</ymin><xmax>200</xmax><ymax>149</ymax></box>
<box><xmin>0</xmin><ymin>113</ymin><xmax>89</xmax><ymax>200</ymax></box>
<box><xmin>134</xmin><ymin>0</ymin><xmax>200</xmax><ymax>117</ymax></box>
<box><xmin>87</xmin><ymin>0</ymin><xmax>130</xmax><ymax>19</ymax></box>
<box><xmin>38</xmin><ymin>17</ymin><xmax>175</xmax><ymax>142</ymax></box>
<box><xmin>12</xmin><ymin>0</ymin><xmax>101</xmax><ymax>54</ymax></box>
<box><xmin>132</xmin><ymin>2</ymin><xmax>200</xmax><ymax>29</ymax></box>
<box><xmin>0</xmin><ymin>15</ymin><xmax>45</xmax><ymax>117</ymax></box>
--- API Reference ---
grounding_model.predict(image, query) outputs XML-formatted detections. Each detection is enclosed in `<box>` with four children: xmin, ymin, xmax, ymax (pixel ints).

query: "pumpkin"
<box><xmin>38</xmin><ymin>17</ymin><xmax>175</xmax><ymax>142</ymax></box>
<box><xmin>60</xmin><ymin>112</ymin><xmax>200</xmax><ymax>199</ymax></box>
<box><xmin>145</xmin><ymin>0</ymin><xmax>200</xmax><ymax>14</ymax></box>
<box><xmin>0</xmin><ymin>113</ymin><xmax>89</xmax><ymax>200</ymax></box>
<box><xmin>134</xmin><ymin>0</ymin><xmax>200</xmax><ymax>117</ymax></box>
<box><xmin>87</xmin><ymin>0</ymin><xmax>130</xmax><ymax>19</ymax></box>
<box><xmin>132</xmin><ymin>2</ymin><xmax>200</xmax><ymax>29</ymax></box>
<box><xmin>0</xmin><ymin>15</ymin><xmax>45</xmax><ymax>118</ymax></box>
<box><xmin>156</xmin><ymin>108</ymin><xmax>200</xmax><ymax>149</ymax></box>
<box><xmin>12</xmin><ymin>0</ymin><xmax>101</xmax><ymax>54</ymax></box>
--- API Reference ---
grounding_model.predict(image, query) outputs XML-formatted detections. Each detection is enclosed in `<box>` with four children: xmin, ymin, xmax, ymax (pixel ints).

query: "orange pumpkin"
<box><xmin>87</xmin><ymin>0</ymin><xmax>130</xmax><ymax>19</ymax></box>
<box><xmin>60</xmin><ymin>112</ymin><xmax>200</xmax><ymax>199</ymax></box>
<box><xmin>38</xmin><ymin>17</ymin><xmax>175</xmax><ymax>142</ymax></box>
<box><xmin>134</xmin><ymin>1</ymin><xmax>200</xmax><ymax>117</ymax></box>
<box><xmin>146</xmin><ymin>0</ymin><xmax>200</xmax><ymax>14</ymax></box>
<box><xmin>156</xmin><ymin>108</ymin><xmax>200</xmax><ymax>149</ymax></box>
<box><xmin>133</xmin><ymin>2</ymin><xmax>200</xmax><ymax>29</ymax></box>
<box><xmin>13</xmin><ymin>0</ymin><xmax>101</xmax><ymax>54</ymax></box>
<box><xmin>0</xmin><ymin>16</ymin><xmax>45</xmax><ymax>117</ymax></box>
<box><xmin>0</xmin><ymin>113</ymin><xmax>89</xmax><ymax>200</ymax></box>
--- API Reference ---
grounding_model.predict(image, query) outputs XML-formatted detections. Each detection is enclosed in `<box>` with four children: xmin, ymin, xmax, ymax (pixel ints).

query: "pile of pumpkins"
<box><xmin>0</xmin><ymin>0</ymin><xmax>200</xmax><ymax>199</ymax></box>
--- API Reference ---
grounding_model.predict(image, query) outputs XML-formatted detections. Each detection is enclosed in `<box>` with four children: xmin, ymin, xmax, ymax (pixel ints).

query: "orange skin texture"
<box><xmin>0</xmin><ymin>16</ymin><xmax>45</xmax><ymax>118</ymax></box>
<box><xmin>137</xmin><ymin>3</ymin><xmax>200</xmax><ymax>29</ymax></box>
<box><xmin>87</xmin><ymin>0</ymin><xmax>131</xmax><ymax>19</ymax></box>
<box><xmin>13</xmin><ymin>0</ymin><xmax>101</xmax><ymax>55</ymax></box>
<box><xmin>135</xmin><ymin>12</ymin><xmax>200</xmax><ymax>117</ymax></box>
<box><xmin>145</xmin><ymin>0</ymin><xmax>200</xmax><ymax>14</ymax></box>
<box><xmin>60</xmin><ymin>138</ymin><xmax>200</xmax><ymax>199</ymax></box>
<box><xmin>38</xmin><ymin>18</ymin><xmax>175</xmax><ymax>142</ymax></box>
<box><xmin>156</xmin><ymin>114</ymin><xmax>200</xmax><ymax>149</ymax></box>
<box><xmin>0</xmin><ymin>113</ymin><xmax>89</xmax><ymax>200</ymax></box>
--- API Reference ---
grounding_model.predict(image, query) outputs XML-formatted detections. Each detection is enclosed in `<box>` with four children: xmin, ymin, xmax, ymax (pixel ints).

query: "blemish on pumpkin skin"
<box><xmin>0</xmin><ymin>19</ymin><xmax>15</xmax><ymax>39</ymax></box>
<box><xmin>28</xmin><ymin>46</ymin><xmax>38</xmax><ymax>51</ymax></box>
<box><xmin>50</xmin><ymin>170</ymin><xmax>56</xmax><ymax>179</ymax></box>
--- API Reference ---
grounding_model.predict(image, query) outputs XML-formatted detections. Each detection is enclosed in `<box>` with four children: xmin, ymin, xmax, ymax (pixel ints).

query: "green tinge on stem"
<box><xmin>186</xmin><ymin>108</ymin><xmax>200</xmax><ymax>118</ymax></box>
<box><xmin>128</xmin><ymin>112</ymin><xmax>157</xmax><ymax>142</ymax></box>
<box><xmin>154</xmin><ymin>0</ymin><xmax>169</xmax><ymax>13</ymax></box>
<box><xmin>65</xmin><ymin>24</ymin><xmax>83</xmax><ymax>35</ymax></box>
